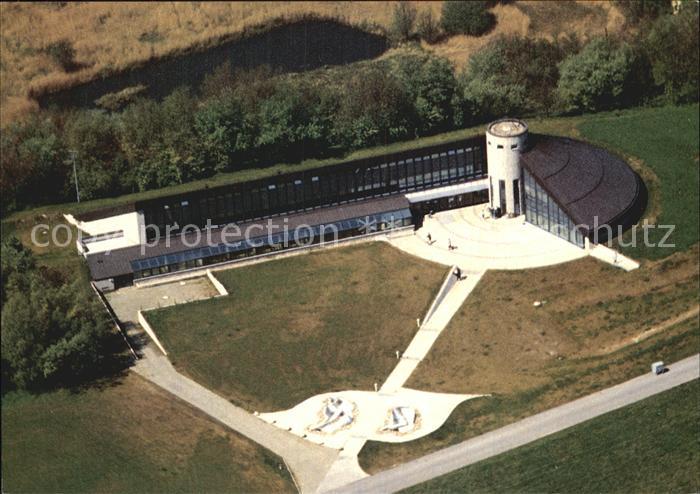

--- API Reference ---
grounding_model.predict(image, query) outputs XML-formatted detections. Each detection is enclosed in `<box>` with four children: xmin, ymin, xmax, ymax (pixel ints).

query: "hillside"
<box><xmin>0</xmin><ymin>1</ymin><xmax>625</xmax><ymax>125</ymax></box>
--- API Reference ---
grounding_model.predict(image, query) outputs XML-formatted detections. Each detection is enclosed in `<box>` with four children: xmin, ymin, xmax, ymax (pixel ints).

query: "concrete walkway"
<box><xmin>132</xmin><ymin>346</ymin><xmax>338</xmax><ymax>493</ymax></box>
<box><xmin>381</xmin><ymin>271</ymin><xmax>484</xmax><ymax>393</ymax></box>
<box><xmin>331</xmin><ymin>354</ymin><xmax>700</xmax><ymax>493</ymax></box>
<box><xmin>315</xmin><ymin>270</ymin><xmax>487</xmax><ymax>492</ymax></box>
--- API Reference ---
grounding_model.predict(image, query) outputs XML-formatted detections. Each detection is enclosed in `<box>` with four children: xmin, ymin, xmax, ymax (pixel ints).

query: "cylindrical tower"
<box><xmin>486</xmin><ymin>118</ymin><xmax>528</xmax><ymax>217</ymax></box>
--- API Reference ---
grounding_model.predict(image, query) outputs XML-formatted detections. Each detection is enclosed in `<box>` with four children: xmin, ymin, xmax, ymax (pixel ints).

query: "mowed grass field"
<box><xmin>146</xmin><ymin>242</ymin><xmax>446</xmax><ymax>412</ymax></box>
<box><xmin>578</xmin><ymin>105</ymin><xmax>700</xmax><ymax>259</ymax></box>
<box><xmin>359</xmin><ymin>247</ymin><xmax>699</xmax><ymax>473</ymax></box>
<box><xmin>1</xmin><ymin>373</ymin><xmax>294</xmax><ymax>493</ymax></box>
<box><xmin>404</xmin><ymin>379</ymin><xmax>700</xmax><ymax>494</ymax></box>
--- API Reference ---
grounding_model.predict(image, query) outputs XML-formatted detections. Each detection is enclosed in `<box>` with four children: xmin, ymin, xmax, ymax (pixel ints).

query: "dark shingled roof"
<box><xmin>86</xmin><ymin>194</ymin><xmax>409</xmax><ymax>280</ymax></box>
<box><xmin>521</xmin><ymin>135</ymin><xmax>645</xmax><ymax>236</ymax></box>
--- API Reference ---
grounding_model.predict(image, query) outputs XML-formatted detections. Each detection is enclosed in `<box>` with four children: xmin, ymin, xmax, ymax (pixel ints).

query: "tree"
<box><xmin>195</xmin><ymin>92</ymin><xmax>249</xmax><ymax>173</ymax></box>
<box><xmin>119</xmin><ymin>88</ymin><xmax>208</xmax><ymax>191</ymax></box>
<box><xmin>391</xmin><ymin>1</ymin><xmax>417</xmax><ymax>43</ymax></box>
<box><xmin>556</xmin><ymin>38</ymin><xmax>642</xmax><ymax>112</ymax></box>
<box><xmin>333</xmin><ymin>67</ymin><xmax>413</xmax><ymax>149</ymax></box>
<box><xmin>458</xmin><ymin>36</ymin><xmax>573</xmax><ymax>121</ymax></box>
<box><xmin>1</xmin><ymin>274</ymin><xmax>113</xmax><ymax>390</ymax></box>
<box><xmin>0</xmin><ymin>236</ymin><xmax>35</xmax><ymax>304</ymax></box>
<box><xmin>390</xmin><ymin>53</ymin><xmax>457</xmax><ymax>134</ymax></box>
<box><xmin>63</xmin><ymin>110</ymin><xmax>129</xmax><ymax>200</ymax></box>
<box><xmin>255</xmin><ymin>79</ymin><xmax>331</xmax><ymax>163</ymax></box>
<box><xmin>645</xmin><ymin>7</ymin><xmax>699</xmax><ymax>103</ymax></box>
<box><xmin>0</xmin><ymin>116</ymin><xmax>70</xmax><ymax>212</ymax></box>
<box><xmin>441</xmin><ymin>1</ymin><xmax>496</xmax><ymax>37</ymax></box>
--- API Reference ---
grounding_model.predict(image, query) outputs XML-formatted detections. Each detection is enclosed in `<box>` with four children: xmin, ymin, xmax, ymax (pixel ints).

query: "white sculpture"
<box><xmin>311</xmin><ymin>397</ymin><xmax>355</xmax><ymax>433</ymax></box>
<box><xmin>381</xmin><ymin>406</ymin><xmax>417</xmax><ymax>433</ymax></box>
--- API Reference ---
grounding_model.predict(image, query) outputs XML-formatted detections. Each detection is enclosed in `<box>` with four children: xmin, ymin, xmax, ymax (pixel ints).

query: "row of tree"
<box><xmin>1</xmin><ymin>2</ymin><xmax>697</xmax><ymax>214</ymax></box>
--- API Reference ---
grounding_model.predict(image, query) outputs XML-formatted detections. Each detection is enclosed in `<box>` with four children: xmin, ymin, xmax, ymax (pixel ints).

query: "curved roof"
<box><xmin>520</xmin><ymin>135</ymin><xmax>644</xmax><ymax>235</ymax></box>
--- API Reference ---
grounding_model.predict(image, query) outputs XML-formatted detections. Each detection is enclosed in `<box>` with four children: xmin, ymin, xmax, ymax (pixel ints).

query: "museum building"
<box><xmin>71</xmin><ymin>119</ymin><xmax>645</xmax><ymax>290</ymax></box>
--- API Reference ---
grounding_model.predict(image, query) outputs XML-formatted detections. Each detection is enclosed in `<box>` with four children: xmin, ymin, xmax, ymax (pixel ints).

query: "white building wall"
<box><xmin>64</xmin><ymin>211</ymin><xmax>145</xmax><ymax>253</ymax></box>
<box><xmin>486</xmin><ymin>120</ymin><xmax>528</xmax><ymax>216</ymax></box>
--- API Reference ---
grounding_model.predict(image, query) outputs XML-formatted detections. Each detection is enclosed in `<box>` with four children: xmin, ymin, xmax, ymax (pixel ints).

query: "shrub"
<box><xmin>557</xmin><ymin>38</ymin><xmax>644</xmax><ymax>112</ymax></box>
<box><xmin>416</xmin><ymin>10</ymin><xmax>441</xmax><ymax>44</ymax></box>
<box><xmin>391</xmin><ymin>1</ymin><xmax>417</xmax><ymax>43</ymax></box>
<box><xmin>615</xmin><ymin>0</ymin><xmax>672</xmax><ymax>24</ymax></box>
<box><xmin>44</xmin><ymin>39</ymin><xmax>77</xmax><ymax>72</ymax></box>
<box><xmin>441</xmin><ymin>1</ymin><xmax>496</xmax><ymax>37</ymax></box>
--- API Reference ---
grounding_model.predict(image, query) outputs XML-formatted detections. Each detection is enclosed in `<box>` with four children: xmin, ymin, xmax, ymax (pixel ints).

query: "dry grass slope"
<box><xmin>0</xmin><ymin>1</ymin><xmax>625</xmax><ymax>125</ymax></box>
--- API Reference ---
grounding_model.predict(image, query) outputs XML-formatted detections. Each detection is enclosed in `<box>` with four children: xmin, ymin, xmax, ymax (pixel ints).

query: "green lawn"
<box><xmin>146</xmin><ymin>242</ymin><xmax>446</xmax><ymax>412</ymax></box>
<box><xmin>404</xmin><ymin>379</ymin><xmax>700</xmax><ymax>494</ymax></box>
<box><xmin>578</xmin><ymin>104</ymin><xmax>700</xmax><ymax>259</ymax></box>
<box><xmin>359</xmin><ymin>246</ymin><xmax>699</xmax><ymax>473</ymax></box>
<box><xmin>1</xmin><ymin>373</ymin><xmax>294</xmax><ymax>494</ymax></box>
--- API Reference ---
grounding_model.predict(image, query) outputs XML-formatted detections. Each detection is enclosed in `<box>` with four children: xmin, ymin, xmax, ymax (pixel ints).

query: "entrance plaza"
<box><xmin>391</xmin><ymin>204</ymin><xmax>638</xmax><ymax>272</ymax></box>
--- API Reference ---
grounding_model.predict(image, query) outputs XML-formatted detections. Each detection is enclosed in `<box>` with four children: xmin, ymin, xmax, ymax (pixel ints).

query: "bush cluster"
<box><xmin>1</xmin><ymin>238</ymin><xmax>117</xmax><ymax>391</ymax></box>
<box><xmin>441</xmin><ymin>1</ymin><xmax>496</xmax><ymax>37</ymax></box>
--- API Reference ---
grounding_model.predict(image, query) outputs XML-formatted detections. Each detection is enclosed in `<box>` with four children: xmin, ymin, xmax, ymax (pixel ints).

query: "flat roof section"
<box><xmin>521</xmin><ymin>135</ymin><xmax>645</xmax><ymax>235</ymax></box>
<box><xmin>487</xmin><ymin>119</ymin><xmax>528</xmax><ymax>138</ymax></box>
<box><xmin>86</xmin><ymin>195</ymin><xmax>410</xmax><ymax>280</ymax></box>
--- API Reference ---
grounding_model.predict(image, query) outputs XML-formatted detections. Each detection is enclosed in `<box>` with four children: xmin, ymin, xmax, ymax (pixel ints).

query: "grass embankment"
<box><xmin>359</xmin><ymin>245</ymin><xmax>699</xmax><ymax>473</ymax></box>
<box><xmin>578</xmin><ymin>104</ymin><xmax>700</xmax><ymax>258</ymax></box>
<box><xmin>146</xmin><ymin>242</ymin><xmax>446</xmax><ymax>412</ymax></box>
<box><xmin>1</xmin><ymin>373</ymin><xmax>294</xmax><ymax>493</ymax></box>
<box><xmin>404</xmin><ymin>379</ymin><xmax>700</xmax><ymax>494</ymax></box>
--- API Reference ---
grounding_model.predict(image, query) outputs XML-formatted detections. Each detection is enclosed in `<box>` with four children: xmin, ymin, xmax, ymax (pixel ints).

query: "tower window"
<box><xmin>511</xmin><ymin>144</ymin><xmax>518</xmax><ymax>149</ymax></box>
<box><xmin>497</xmin><ymin>144</ymin><xmax>504</xmax><ymax>149</ymax></box>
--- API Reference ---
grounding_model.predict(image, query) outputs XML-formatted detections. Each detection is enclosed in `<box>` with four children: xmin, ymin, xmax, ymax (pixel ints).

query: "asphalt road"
<box><xmin>331</xmin><ymin>354</ymin><xmax>700</xmax><ymax>494</ymax></box>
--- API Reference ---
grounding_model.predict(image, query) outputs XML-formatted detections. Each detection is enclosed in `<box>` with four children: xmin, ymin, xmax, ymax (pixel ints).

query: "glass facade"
<box><xmin>523</xmin><ymin>168</ymin><xmax>584</xmax><ymax>247</ymax></box>
<box><xmin>131</xmin><ymin>208</ymin><xmax>413</xmax><ymax>279</ymax></box>
<box><xmin>138</xmin><ymin>138</ymin><xmax>486</xmax><ymax>239</ymax></box>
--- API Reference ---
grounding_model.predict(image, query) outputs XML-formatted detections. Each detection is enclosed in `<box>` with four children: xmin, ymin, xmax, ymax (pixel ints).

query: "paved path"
<box><xmin>316</xmin><ymin>269</ymin><xmax>486</xmax><ymax>492</ymax></box>
<box><xmin>381</xmin><ymin>271</ymin><xmax>483</xmax><ymax>393</ymax></box>
<box><xmin>132</xmin><ymin>346</ymin><xmax>338</xmax><ymax>493</ymax></box>
<box><xmin>331</xmin><ymin>354</ymin><xmax>700</xmax><ymax>493</ymax></box>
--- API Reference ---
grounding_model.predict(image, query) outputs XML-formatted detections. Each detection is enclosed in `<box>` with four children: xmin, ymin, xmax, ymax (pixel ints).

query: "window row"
<box><xmin>141</xmin><ymin>145</ymin><xmax>486</xmax><ymax>239</ymax></box>
<box><xmin>132</xmin><ymin>209</ymin><xmax>414</xmax><ymax>279</ymax></box>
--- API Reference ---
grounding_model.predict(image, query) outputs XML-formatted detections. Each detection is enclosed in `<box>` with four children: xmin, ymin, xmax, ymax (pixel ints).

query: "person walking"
<box><xmin>453</xmin><ymin>266</ymin><xmax>462</xmax><ymax>280</ymax></box>
<box><xmin>427</xmin><ymin>232</ymin><xmax>432</xmax><ymax>244</ymax></box>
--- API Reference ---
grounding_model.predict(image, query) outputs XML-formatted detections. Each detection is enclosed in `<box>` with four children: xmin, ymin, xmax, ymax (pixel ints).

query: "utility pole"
<box><xmin>69</xmin><ymin>150</ymin><xmax>80</xmax><ymax>203</ymax></box>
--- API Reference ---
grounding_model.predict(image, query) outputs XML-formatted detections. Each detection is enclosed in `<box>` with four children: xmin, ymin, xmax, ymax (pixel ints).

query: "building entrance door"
<box><xmin>499</xmin><ymin>180</ymin><xmax>506</xmax><ymax>214</ymax></box>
